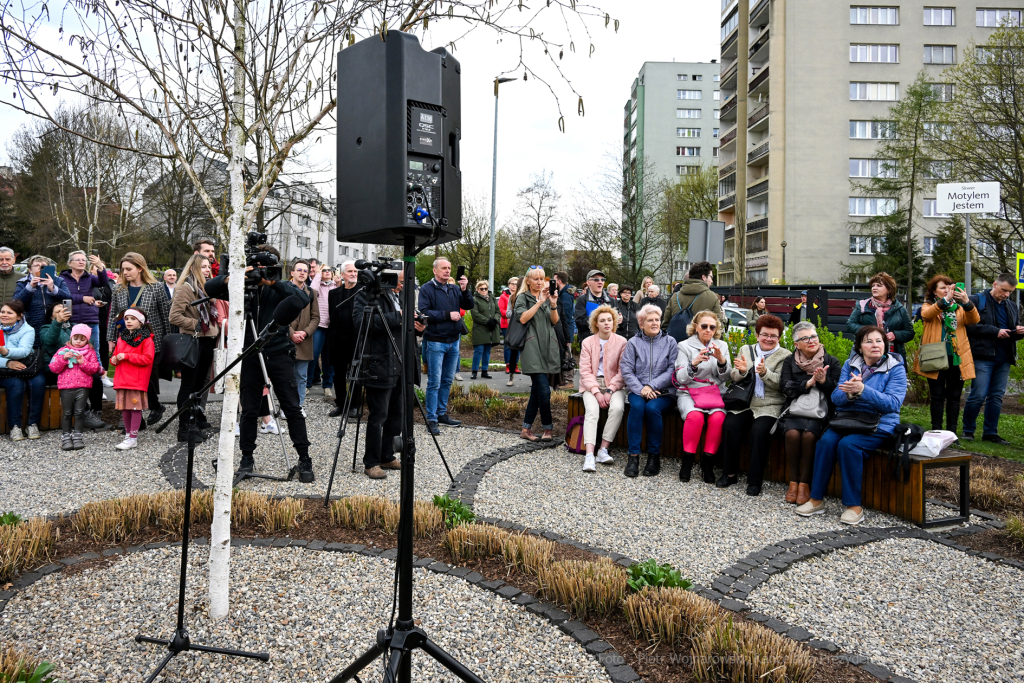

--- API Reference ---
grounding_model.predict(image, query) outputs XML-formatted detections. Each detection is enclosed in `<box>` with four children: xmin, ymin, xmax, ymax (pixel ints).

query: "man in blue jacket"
<box><xmin>963</xmin><ymin>273</ymin><xmax>1024</xmax><ymax>445</ymax></box>
<box><xmin>418</xmin><ymin>257</ymin><xmax>472</xmax><ymax>435</ymax></box>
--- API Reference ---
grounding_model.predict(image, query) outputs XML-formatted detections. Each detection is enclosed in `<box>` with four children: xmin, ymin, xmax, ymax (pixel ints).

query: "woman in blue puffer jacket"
<box><xmin>14</xmin><ymin>255</ymin><xmax>71</xmax><ymax>339</ymax></box>
<box><xmin>619</xmin><ymin>304</ymin><xmax>678</xmax><ymax>479</ymax></box>
<box><xmin>0</xmin><ymin>300</ymin><xmax>46</xmax><ymax>441</ymax></box>
<box><xmin>796</xmin><ymin>325</ymin><xmax>907</xmax><ymax>526</ymax></box>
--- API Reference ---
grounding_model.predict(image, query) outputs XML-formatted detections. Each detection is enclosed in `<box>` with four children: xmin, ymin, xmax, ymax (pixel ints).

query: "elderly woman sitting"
<box><xmin>674</xmin><ymin>310</ymin><xmax>732</xmax><ymax>483</ymax></box>
<box><xmin>620</xmin><ymin>303</ymin><xmax>678</xmax><ymax>478</ymax></box>
<box><xmin>718</xmin><ymin>314</ymin><xmax>791</xmax><ymax>495</ymax></box>
<box><xmin>796</xmin><ymin>325</ymin><xmax>907</xmax><ymax>525</ymax></box>
<box><xmin>578</xmin><ymin>305</ymin><xmax>627</xmax><ymax>472</ymax></box>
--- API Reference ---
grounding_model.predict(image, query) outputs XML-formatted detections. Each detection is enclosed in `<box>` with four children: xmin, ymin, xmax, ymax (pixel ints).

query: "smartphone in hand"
<box><xmin>549</xmin><ymin>279</ymin><xmax>558</xmax><ymax>296</ymax></box>
<box><xmin>41</xmin><ymin>264</ymin><xmax>57</xmax><ymax>279</ymax></box>
<box><xmin>456</xmin><ymin>265</ymin><xmax>466</xmax><ymax>281</ymax></box>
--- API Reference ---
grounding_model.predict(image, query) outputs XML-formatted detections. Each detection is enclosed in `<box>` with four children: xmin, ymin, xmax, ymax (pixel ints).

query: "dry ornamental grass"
<box><xmin>329</xmin><ymin>495</ymin><xmax>445</xmax><ymax>539</ymax></box>
<box><xmin>0</xmin><ymin>644</ymin><xmax>46</xmax><ymax>682</ymax></box>
<box><xmin>0</xmin><ymin>518</ymin><xmax>56</xmax><ymax>583</ymax></box>
<box><xmin>623</xmin><ymin>586</ymin><xmax>723</xmax><ymax>647</ymax></box>
<box><xmin>501</xmin><ymin>532</ymin><xmax>556</xmax><ymax>575</ymax></box>
<box><xmin>443</xmin><ymin>524</ymin><xmax>509</xmax><ymax>564</ymax></box>
<box><xmin>692</xmin><ymin>616</ymin><xmax>813</xmax><ymax>683</ymax></box>
<box><xmin>536</xmin><ymin>558</ymin><xmax>628</xmax><ymax>618</ymax></box>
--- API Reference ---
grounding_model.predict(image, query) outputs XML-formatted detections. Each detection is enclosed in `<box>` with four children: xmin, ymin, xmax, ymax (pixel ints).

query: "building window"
<box><xmin>677</xmin><ymin>165</ymin><xmax>701</xmax><ymax>175</ymax></box>
<box><xmin>720</xmin><ymin>175</ymin><xmax>736</xmax><ymax>195</ymax></box>
<box><xmin>714</xmin><ymin>109</ymin><xmax>721</xmax><ymax>119</ymax></box>
<box><xmin>924</xmin><ymin>45</ymin><xmax>955</xmax><ymax>64</ymax></box>
<box><xmin>923</xmin><ymin>199</ymin><xmax>952</xmax><ymax>217</ymax></box>
<box><xmin>924</xmin><ymin>237</ymin><xmax>937</xmax><ymax>255</ymax></box>
<box><xmin>713</xmin><ymin>127</ymin><xmax>720</xmax><ymax>138</ymax></box>
<box><xmin>721</xmin><ymin>10</ymin><xmax>739</xmax><ymax>40</ymax></box>
<box><xmin>929</xmin><ymin>83</ymin><xmax>955</xmax><ymax>101</ymax></box>
<box><xmin>850</xmin><ymin>120</ymin><xmax>896</xmax><ymax>138</ymax></box>
<box><xmin>676</xmin><ymin>147</ymin><xmax>701</xmax><ymax>156</ymax></box>
<box><xmin>677</xmin><ymin>128</ymin><xmax>701</xmax><ymax>138</ymax></box>
<box><xmin>850</xmin><ymin>44</ymin><xmax>899</xmax><ymax>62</ymax></box>
<box><xmin>923</xmin><ymin>122</ymin><xmax>952</xmax><ymax>139</ymax></box>
<box><xmin>850</xmin><ymin>158</ymin><xmax>896</xmax><ymax>178</ymax></box>
<box><xmin>677</xmin><ymin>74</ymin><xmax>689</xmax><ymax>81</ymax></box>
<box><xmin>677</xmin><ymin>108</ymin><xmax>702</xmax><ymax>119</ymax></box>
<box><xmin>849</xmin><ymin>235</ymin><xmax>887</xmax><ymax>254</ymax></box>
<box><xmin>693</xmin><ymin>74</ymin><xmax>703</xmax><ymax>81</ymax></box>
<box><xmin>977</xmin><ymin>9</ymin><xmax>1022</xmax><ymax>27</ymax></box>
<box><xmin>713</xmin><ymin>90</ymin><xmax>721</xmax><ymax>100</ymax></box>
<box><xmin>850</xmin><ymin>82</ymin><xmax>899</xmax><ymax>100</ymax></box>
<box><xmin>849</xmin><ymin>197</ymin><xmax>897</xmax><ymax>216</ymax></box>
<box><xmin>924</xmin><ymin>8</ymin><xmax>954</xmax><ymax>25</ymax></box>
<box><xmin>924</xmin><ymin>161</ymin><xmax>952</xmax><ymax>180</ymax></box>
<box><xmin>850</xmin><ymin>7</ymin><xmax>899</xmax><ymax>24</ymax></box>
<box><xmin>713</xmin><ymin>147</ymin><xmax>719</xmax><ymax>157</ymax></box>
<box><xmin>677</xmin><ymin>89</ymin><xmax>702</xmax><ymax>100</ymax></box>
<box><xmin>713</xmin><ymin>74</ymin><xmax>721</xmax><ymax>81</ymax></box>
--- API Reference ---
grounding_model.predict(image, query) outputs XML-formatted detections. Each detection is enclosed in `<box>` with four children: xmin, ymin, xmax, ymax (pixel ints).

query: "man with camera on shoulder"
<box><xmin>204</xmin><ymin>240</ymin><xmax>315</xmax><ymax>482</ymax></box>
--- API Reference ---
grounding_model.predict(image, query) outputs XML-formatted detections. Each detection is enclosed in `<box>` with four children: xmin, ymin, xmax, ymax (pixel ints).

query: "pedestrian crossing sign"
<box><xmin>1018</xmin><ymin>252</ymin><xmax>1024</xmax><ymax>289</ymax></box>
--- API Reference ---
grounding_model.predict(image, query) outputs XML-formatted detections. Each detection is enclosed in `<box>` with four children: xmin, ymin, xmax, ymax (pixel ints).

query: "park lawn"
<box><xmin>900</xmin><ymin>404</ymin><xmax>1024</xmax><ymax>463</ymax></box>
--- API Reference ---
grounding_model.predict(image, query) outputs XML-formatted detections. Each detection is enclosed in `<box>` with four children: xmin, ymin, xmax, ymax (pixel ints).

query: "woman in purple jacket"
<box><xmin>619</xmin><ymin>304</ymin><xmax>678</xmax><ymax>479</ymax></box>
<box><xmin>59</xmin><ymin>250</ymin><xmax>111</xmax><ymax>431</ymax></box>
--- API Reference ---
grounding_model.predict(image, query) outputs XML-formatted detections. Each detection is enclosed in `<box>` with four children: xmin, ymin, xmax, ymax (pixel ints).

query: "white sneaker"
<box><xmin>115</xmin><ymin>437</ymin><xmax>138</xmax><ymax>450</ymax></box>
<box><xmin>582</xmin><ymin>453</ymin><xmax>597</xmax><ymax>472</ymax></box>
<box><xmin>454</xmin><ymin>373</ymin><xmax>464</xmax><ymax>381</ymax></box>
<box><xmin>261</xmin><ymin>419</ymin><xmax>280</xmax><ymax>435</ymax></box>
<box><xmin>300</xmin><ymin>407</ymin><xmax>307</xmax><ymax>418</ymax></box>
<box><xmin>595</xmin><ymin>448</ymin><xmax>614</xmax><ymax>465</ymax></box>
<box><xmin>26</xmin><ymin>424</ymin><xmax>40</xmax><ymax>440</ymax></box>
<box><xmin>840</xmin><ymin>508</ymin><xmax>865</xmax><ymax>525</ymax></box>
<box><xmin>324</xmin><ymin>387</ymin><xmax>335</xmax><ymax>399</ymax></box>
<box><xmin>101</xmin><ymin>375</ymin><xmax>114</xmax><ymax>387</ymax></box>
<box><xmin>10</xmin><ymin>426</ymin><xmax>24</xmax><ymax>442</ymax></box>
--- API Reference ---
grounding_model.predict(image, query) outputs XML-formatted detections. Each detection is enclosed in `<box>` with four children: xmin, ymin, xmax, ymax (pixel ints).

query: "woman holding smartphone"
<box><xmin>511</xmin><ymin>266</ymin><xmax>561</xmax><ymax>442</ymax></box>
<box><xmin>915</xmin><ymin>275</ymin><xmax>979</xmax><ymax>433</ymax></box>
<box><xmin>14</xmin><ymin>255</ymin><xmax>71</xmax><ymax>334</ymax></box>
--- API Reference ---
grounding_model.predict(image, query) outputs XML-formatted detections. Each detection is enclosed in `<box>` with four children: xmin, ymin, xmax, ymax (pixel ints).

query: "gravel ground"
<box><xmin>0</xmin><ymin>546</ymin><xmax>610</xmax><ymax>683</ymax></box>
<box><xmin>474</xmin><ymin>446</ymin><xmax>921</xmax><ymax>586</ymax></box>
<box><xmin>746</xmin><ymin>538</ymin><xmax>1024</xmax><ymax>683</ymax></box>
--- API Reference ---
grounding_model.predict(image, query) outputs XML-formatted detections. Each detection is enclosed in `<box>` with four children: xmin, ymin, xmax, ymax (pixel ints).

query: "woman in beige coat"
<box><xmin>168</xmin><ymin>255</ymin><xmax>220</xmax><ymax>439</ymax></box>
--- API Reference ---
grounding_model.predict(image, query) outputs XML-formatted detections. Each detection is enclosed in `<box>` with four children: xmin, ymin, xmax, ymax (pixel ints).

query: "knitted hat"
<box><xmin>71</xmin><ymin>324</ymin><xmax>93</xmax><ymax>340</ymax></box>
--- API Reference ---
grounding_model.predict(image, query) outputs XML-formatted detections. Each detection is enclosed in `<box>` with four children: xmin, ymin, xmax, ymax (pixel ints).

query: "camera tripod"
<box><xmin>327</xmin><ymin>238</ymin><xmax>483</xmax><ymax>683</ymax></box>
<box><xmin>323</xmin><ymin>281</ymin><xmax>453</xmax><ymax>503</ymax></box>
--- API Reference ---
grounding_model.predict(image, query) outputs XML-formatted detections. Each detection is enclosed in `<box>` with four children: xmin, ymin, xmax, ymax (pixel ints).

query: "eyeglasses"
<box><xmin>795</xmin><ymin>334</ymin><xmax>819</xmax><ymax>344</ymax></box>
<box><xmin>590</xmin><ymin>278</ymin><xmax>605</xmax><ymax>283</ymax></box>
<box><xmin>758</xmin><ymin>333</ymin><xmax>780</xmax><ymax>341</ymax></box>
<box><xmin>699</xmin><ymin>323</ymin><xmax>718</xmax><ymax>331</ymax></box>
<box><xmin>529</xmin><ymin>265</ymin><xmax>542</xmax><ymax>270</ymax></box>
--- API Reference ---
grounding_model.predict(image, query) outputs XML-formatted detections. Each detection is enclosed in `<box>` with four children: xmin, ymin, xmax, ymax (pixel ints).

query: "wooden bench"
<box><xmin>567</xmin><ymin>393</ymin><xmax>970</xmax><ymax>527</ymax></box>
<box><xmin>0</xmin><ymin>385</ymin><xmax>63</xmax><ymax>434</ymax></box>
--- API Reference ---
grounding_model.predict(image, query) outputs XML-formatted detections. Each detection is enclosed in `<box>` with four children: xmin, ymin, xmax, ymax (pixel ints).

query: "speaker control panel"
<box><xmin>407</xmin><ymin>154</ymin><xmax>442</xmax><ymax>221</ymax></box>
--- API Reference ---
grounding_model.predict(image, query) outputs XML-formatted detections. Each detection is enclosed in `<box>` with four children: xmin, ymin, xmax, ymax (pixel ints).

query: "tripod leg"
<box><xmin>141</xmin><ymin>651</ymin><xmax>177</xmax><ymax>683</ymax></box>
<box><xmin>327</xmin><ymin>642</ymin><xmax>387</xmax><ymax>683</ymax></box>
<box><xmin>189</xmin><ymin>642</ymin><xmax>271</xmax><ymax>661</ymax></box>
<box><xmin>413</xmin><ymin>391</ymin><xmax>453</xmax><ymax>482</ymax></box>
<box><xmin>420</xmin><ymin>638</ymin><xmax>486</xmax><ymax>683</ymax></box>
<box><xmin>350</xmin><ymin>386</ymin><xmax>364</xmax><ymax>473</ymax></box>
<box><xmin>248</xmin><ymin>316</ymin><xmax>291</xmax><ymax>472</ymax></box>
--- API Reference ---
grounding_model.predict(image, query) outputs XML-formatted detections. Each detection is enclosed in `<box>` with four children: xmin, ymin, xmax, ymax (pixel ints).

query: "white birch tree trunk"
<box><xmin>209</xmin><ymin>0</ymin><xmax>248</xmax><ymax>622</ymax></box>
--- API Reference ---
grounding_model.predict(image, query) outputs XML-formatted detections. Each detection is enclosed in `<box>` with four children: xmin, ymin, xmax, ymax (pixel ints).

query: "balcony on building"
<box><xmin>720</xmin><ymin>60</ymin><xmax>738</xmax><ymax>91</ymax></box>
<box><xmin>748</xmin><ymin>25</ymin><xmax>769</xmax><ymax>62</ymax></box>
<box><xmin>720</xmin><ymin>92</ymin><xmax>738</xmax><ymax>122</ymax></box>
<box><xmin>749</xmin><ymin>0</ymin><xmax>769</xmax><ymax>26</ymax></box>
<box><xmin>720</xmin><ymin>124</ymin><xmax>738</xmax><ymax>149</ymax></box>
<box><xmin>718</xmin><ymin>159</ymin><xmax>737</xmax><ymax>179</ymax></box>
<box><xmin>747</xmin><ymin>101</ymin><xmax>769</xmax><ymax>132</ymax></box>
<box><xmin>748</xmin><ymin>65</ymin><xmax>769</xmax><ymax>97</ymax></box>
<box><xmin>747</xmin><ymin>139</ymin><xmax>769</xmax><ymax>166</ymax></box>
<box><xmin>747</xmin><ymin>173</ymin><xmax>768</xmax><ymax>198</ymax></box>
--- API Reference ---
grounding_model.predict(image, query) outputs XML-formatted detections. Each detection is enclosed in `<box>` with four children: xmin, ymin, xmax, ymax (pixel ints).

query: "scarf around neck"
<box><xmin>118</xmin><ymin>326</ymin><xmax>152</xmax><ymax>347</ymax></box>
<box><xmin>752</xmin><ymin>344</ymin><xmax>781</xmax><ymax>398</ymax></box>
<box><xmin>0</xmin><ymin>318</ymin><xmax>24</xmax><ymax>335</ymax></box>
<box><xmin>867</xmin><ymin>297</ymin><xmax>892</xmax><ymax>327</ymax></box>
<box><xmin>794</xmin><ymin>345</ymin><xmax>825</xmax><ymax>374</ymax></box>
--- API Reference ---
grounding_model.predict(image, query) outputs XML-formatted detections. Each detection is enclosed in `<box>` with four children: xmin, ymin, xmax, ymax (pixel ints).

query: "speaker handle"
<box><xmin>448</xmin><ymin>131</ymin><xmax>460</xmax><ymax>170</ymax></box>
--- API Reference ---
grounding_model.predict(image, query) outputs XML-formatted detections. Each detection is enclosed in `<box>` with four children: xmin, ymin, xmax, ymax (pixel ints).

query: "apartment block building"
<box><xmin>717</xmin><ymin>0</ymin><xmax>1023</xmax><ymax>285</ymax></box>
<box><xmin>623</xmin><ymin>61</ymin><xmax>721</xmax><ymax>279</ymax></box>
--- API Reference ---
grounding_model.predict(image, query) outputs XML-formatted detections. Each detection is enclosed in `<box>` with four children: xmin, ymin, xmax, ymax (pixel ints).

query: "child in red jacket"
<box><xmin>49</xmin><ymin>323</ymin><xmax>102</xmax><ymax>451</ymax></box>
<box><xmin>110</xmin><ymin>306</ymin><xmax>156</xmax><ymax>450</ymax></box>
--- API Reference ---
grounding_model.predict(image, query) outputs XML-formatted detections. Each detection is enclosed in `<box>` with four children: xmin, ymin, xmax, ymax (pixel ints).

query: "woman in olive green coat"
<box><xmin>470</xmin><ymin>281</ymin><xmax>501</xmax><ymax>379</ymax></box>
<box><xmin>512</xmin><ymin>267</ymin><xmax>561</xmax><ymax>442</ymax></box>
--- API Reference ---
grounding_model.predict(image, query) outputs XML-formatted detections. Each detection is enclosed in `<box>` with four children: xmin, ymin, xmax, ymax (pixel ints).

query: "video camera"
<box><xmin>244</xmin><ymin>232</ymin><xmax>283</xmax><ymax>286</ymax></box>
<box><xmin>355</xmin><ymin>258</ymin><xmax>399</xmax><ymax>296</ymax></box>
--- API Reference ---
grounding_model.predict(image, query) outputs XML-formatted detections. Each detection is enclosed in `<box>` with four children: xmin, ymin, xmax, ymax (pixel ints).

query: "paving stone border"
<box><xmin>159</xmin><ymin>441</ymin><xmax>209</xmax><ymax>491</ymax></box>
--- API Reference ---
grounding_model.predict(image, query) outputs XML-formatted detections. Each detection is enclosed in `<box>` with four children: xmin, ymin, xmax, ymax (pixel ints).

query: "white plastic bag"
<box><xmin>909</xmin><ymin>429</ymin><xmax>958</xmax><ymax>458</ymax></box>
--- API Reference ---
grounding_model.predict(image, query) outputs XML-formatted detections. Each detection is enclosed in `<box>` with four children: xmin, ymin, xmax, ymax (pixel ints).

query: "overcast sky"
<box><xmin>0</xmin><ymin>0</ymin><xmax>720</xmax><ymax>238</ymax></box>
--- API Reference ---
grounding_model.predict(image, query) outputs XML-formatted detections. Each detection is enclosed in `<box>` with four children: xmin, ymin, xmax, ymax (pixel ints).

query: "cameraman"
<box><xmin>419</xmin><ymin>257</ymin><xmax>472</xmax><ymax>436</ymax></box>
<box><xmin>204</xmin><ymin>244</ymin><xmax>315</xmax><ymax>482</ymax></box>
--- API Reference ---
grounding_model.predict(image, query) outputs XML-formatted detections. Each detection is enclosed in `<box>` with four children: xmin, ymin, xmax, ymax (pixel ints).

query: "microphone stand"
<box><xmin>135</xmin><ymin>323</ymin><xmax>276</xmax><ymax>681</ymax></box>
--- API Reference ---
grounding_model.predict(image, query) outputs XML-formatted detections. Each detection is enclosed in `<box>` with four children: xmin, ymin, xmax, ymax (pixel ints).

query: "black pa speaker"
<box><xmin>335</xmin><ymin>32</ymin><xmax>462</xmax><ymax>247</ymax></box>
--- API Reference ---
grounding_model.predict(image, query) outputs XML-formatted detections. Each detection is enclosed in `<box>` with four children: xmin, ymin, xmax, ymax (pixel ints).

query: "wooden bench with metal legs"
<box><xmin>567</xmin><ymin>393</ymin><xmax>971</xmax><ymax>527</ymax></box>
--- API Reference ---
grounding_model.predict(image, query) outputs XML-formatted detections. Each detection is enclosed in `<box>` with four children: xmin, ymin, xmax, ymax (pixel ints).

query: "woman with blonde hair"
<box><xmin>107</xmin><ymin>252</ymin><xmax>171</xmax><ymax>425</ymax></box>
<box><xmin>470</xmin><ymin>279</ymin><xmax>501</xmax><ymax>379</ymax></box>
<box><xmin>512</xmin><ymin>266</ymin><xmax>561</xmax><ymax>441</ymax></box>
<box><xmin>168</xmin><ymin>254</ymin><xmax>220</xmax><ymax>440</ymax></box>
<box><xmin>674</xmin><ymin>309</ymin><xmax>731</xmax><ymax>483</ymax></box>
<box><xmin>578</xmin><ymin>304</ymin><xmax>627</xmax><ymax>471</ymax></box>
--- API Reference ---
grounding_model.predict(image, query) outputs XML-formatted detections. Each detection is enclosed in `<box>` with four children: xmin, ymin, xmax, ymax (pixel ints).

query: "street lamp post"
<box><xmin>781</xmin><ymin>241</ymin><xmax>787</xmax><ymax>284</ymax></box>
<box><xmin>488</xmin><ymin>77</ymin><xmax>517</xmax><ymax>294</ymax></box>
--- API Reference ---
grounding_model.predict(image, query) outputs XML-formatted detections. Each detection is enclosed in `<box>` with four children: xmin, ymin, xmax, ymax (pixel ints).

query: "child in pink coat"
<box><xmin>49</xmin><ymin>323</ymin><xmax>102</xmax><ymax>451</ymax></box>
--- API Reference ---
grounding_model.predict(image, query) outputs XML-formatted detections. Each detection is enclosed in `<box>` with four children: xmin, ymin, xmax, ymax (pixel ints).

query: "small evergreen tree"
<box><xmin>926</xmin><ymin>216</ymin><xmax>966</xmax><ymax>283</ymax></box>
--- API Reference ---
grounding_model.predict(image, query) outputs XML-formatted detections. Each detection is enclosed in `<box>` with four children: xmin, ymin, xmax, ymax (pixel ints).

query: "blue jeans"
<box><xmin>523</xmin><ymin>372</ymin><xmax>552</xmax><ymax>429</ymax></box>
<box><xmin>810</xmin><ymin>429</ymin><xmax>889</xmax><ymax>506</ymax></box>
<box><xmin>87</xmin><ymin>324</ymin><xmax>100</xmax><ymax>354</ymax></box>
<box><xmin>472</xmin><ymin>344</ymin><xmax>492</xmax><ymax>373</ymax></box>
<box><xmin>294</xmin><ymin>359</ymin><xmax>309</xmax><ymax>406</ymax></box>
<box><xmin>425</xmin><ymin>339</ymin><xmax>460</xmax><ymax>422</ymax></box>
<box><xmin>962</xmin><ymin>358</ymin><xmax>1011</xmax><ymax>437</ymax></box>
<box><xmin>307</xmin><ymin>327</ymin><xmax>334</xmax><ymax>389</ymax></box>
<box><xmin>0</xmin><ymin>373</ymin><xmax>47</xmax><ymax>428</ymax></box>
<box><xmin>626</xmin><ymin>393</ymin><xmax>674</xmax><ymax>455</ymax></box>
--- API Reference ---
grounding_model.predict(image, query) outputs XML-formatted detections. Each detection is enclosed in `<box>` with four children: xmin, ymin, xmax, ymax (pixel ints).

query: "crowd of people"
<box><xmin>2</xmin><ymin>242</ymin><xmax>1023</xmax><ymax>517</ymax></box>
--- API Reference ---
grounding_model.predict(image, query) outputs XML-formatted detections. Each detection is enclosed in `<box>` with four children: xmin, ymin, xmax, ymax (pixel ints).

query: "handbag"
<box><xmin>0</xmin><ymin>347</ymin><xmax>43</xmax><ymax>378</ymax></box>
<box><xmin>918</xmin><ymin>341</ymin><xmax>949</xmax><ymax>373</ymax></box>
<box><xmin>829</xmin><ymin>410</ymin><xmax>880</xmax><ymax>435</ymax></box>
<box><xmin>722</xmin><ymin>346</ymin><xmax>755</xmax><ymax>411</ymax></box>
<box><xmin>789</xmin><ymin>386</ymin><xmax>828</xmax><ymax>420</ymax></box>
<box><xmin>161</xmin><ymin>329</ymin><xmax>200</xmax><ymax>369</ymax></box>
<box><xmin>505</xmin><ymin>316</ymin><xmax>528</xmax><ymax>352</ymax></box>
<box><xmin>685</xmin><ymin>379</ymin><xmax>725</xmax><ymax>410</ymax></box>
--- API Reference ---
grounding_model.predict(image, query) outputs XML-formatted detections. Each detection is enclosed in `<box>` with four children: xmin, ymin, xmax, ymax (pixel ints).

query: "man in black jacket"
<box><xmin>962</xmin><ymin>273</ymin><xmax>1024</xmax><ymax>444</ymax></box>
<box><xmin>615</xmin><ymin>286</ymin><xmax>640</xmax><ymax>338</ymax></box>
<box><xmin>418</xmin><ymin>258</ymin><xmax>472</xmax><ymax>435</ymax></box>
<box><xmin>574</xmin><ymin>269</ymin><xmax>612</xmax><ymax>344</ymax></box>
<box><xmin>205</xmin><ymin>250</ymin><xmax>314</xmax><ymax>481</ymax></box>
<box><xmin>327</xmin><ymin>261</ymin><xmax>363</xmax><ymax>418</ymax></box>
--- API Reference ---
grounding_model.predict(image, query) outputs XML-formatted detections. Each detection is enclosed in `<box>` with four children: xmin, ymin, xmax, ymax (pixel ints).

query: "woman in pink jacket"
<box><xmin>578</xmin><ymin>304</ymin><xmax>628</xmax><ymax>472</ymax></box>
<box><xmin>48</xmin><ymin>323</ymin><xmax>102</xmax><ymax>451</ymax></box>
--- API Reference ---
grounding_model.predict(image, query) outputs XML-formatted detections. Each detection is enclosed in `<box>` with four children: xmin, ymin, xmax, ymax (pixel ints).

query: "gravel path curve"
<box><xmin>474</xmin><ymin>446</ymin><xmax>918</xmax><ymax>585</ymax></box>
<box><xmin>0</xmin><ymin>545</ymin><xmax>610</xmax><ymax>683</ymax></box>
<box><xmin>746</xmin><ymin>538</ymin><xmax>1024</xmax><ymax>683</ymax></box>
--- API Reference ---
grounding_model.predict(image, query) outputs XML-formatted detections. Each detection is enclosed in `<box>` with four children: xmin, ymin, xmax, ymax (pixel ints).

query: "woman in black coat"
<box><xmin>778</xmin><ymin>321</ymin><xmax>842</xmax><ymax>506</ymax></box>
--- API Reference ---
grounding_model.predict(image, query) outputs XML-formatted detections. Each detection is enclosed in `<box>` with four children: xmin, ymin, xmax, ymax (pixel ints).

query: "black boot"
<box><xmin>148</xmin><ymin>404</ymin><xmax>165</xmax><ymax>424</ymax></box>
<box><xmin>642</xmin><ymin>454</ymin><xmax>661</xmax><ymax>476</ymax></box>
<box><xmin>236</xmin><ymin>454</ymin><xmax>255</xmax><ymax>475</ymax></box>
<box><xmin>481</xmin><ymin>372</ymin><xmax>492</xmax><ymax>379</ymax></box>
<box><xmin>679</xmin><ymin>453</ymin><xmax>695</xmax><ymax>482</ymax></box>
<box><xmin>471</xmin><ymin>372</ymin><xmax>478</xmax><ymax>380</ymax></box>
<box><xmin>196</xmin><ymin>412</ymin><xmax>213</xmax><ymax>430</ymax></box>
<box><xmin>624</xmin><ymin>455</ymin><xmax>640</xmax><ymax>478</ymax></box>
<box><xmin>716</xmin><ymin>473</ymin><xmax>738</xmax><ymax>489</ymax></box>
<box><xmin>701</xmin><ymin>454</ymin><xmax>716</xmax><ymax>484</ymax></box>
<box><xmin>298</xmin><ymin>455</ymin><xmax>315</xmax><ymax>483</ymax></box>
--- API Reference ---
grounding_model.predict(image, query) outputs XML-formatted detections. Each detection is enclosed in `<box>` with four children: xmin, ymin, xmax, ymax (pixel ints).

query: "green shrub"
<box><xmin>626</xmin><ymin>559</ymin><xmax>693</xmax><ymax>592</ymax></box>
<box><xmin>1006</xmin><ymin>515</ymin><xmax>1024</xmax><ymax>546</ymax></box>
<box><xmin>0</xmin><ymin>512</ymin><xmax>23</xmax><ymax>527</ymax></box>
<box><xmin>432</xmin><ymin>494</ymin><xmax>476</xmax><ymax>528</ymax></box>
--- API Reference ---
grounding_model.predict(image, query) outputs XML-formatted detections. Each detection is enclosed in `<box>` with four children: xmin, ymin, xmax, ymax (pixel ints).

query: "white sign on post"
<box><xmin>936</xmin><ymin>182</ymin><xmax>1001</xmax><ymax>214</ymax></box>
